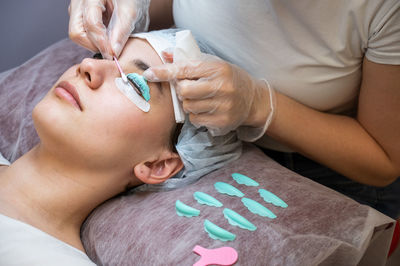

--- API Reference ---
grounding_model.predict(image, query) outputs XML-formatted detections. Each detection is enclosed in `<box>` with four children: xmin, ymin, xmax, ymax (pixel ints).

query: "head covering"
<box><xmin>130</xmin><ymin>29</ymin><xmax>242</xmax><ymax>192</ymax></box>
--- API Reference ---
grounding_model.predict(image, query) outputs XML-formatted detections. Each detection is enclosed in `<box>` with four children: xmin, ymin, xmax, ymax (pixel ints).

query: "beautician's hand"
<box><xmin>143</xmin><ymin>55</ymin><xmax>276</xmax><ymax>141</ymax></box>
<box><xmin>69</xmin><ymin>0</ymin><xmax>151</xmax><ymax>59</ymax></box>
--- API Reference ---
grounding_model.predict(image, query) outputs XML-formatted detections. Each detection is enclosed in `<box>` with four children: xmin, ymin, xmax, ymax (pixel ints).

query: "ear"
<box><xmin>134</xmin><ymin>150</ymin><xmax>183</xmax><ymax>184</ymax></box>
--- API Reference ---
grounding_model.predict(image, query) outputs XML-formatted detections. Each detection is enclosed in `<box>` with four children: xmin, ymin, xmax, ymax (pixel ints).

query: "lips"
<box><xmin>54</xmin><ymin>81</ymin><xmax>82</xmax><ymax>111</ymax></box>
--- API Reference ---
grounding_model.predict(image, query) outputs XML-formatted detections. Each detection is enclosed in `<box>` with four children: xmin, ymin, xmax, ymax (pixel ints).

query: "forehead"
<box><xmin>119</xmin><ymin>38</ymin><xmax>163</xmax><ymax>69</ymax></box>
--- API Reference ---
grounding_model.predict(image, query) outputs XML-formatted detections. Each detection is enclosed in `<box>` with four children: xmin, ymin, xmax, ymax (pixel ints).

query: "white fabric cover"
<box><xmin>0</xmin><ymin>214</ymin><xmax>95</xmax><ymax>266</ymax></box>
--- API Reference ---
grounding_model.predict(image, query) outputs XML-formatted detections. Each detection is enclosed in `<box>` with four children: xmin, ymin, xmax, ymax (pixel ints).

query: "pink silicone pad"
<box><xmin>193</xmin><ymin>245</ymin><xmax>238</xmax><ymax>266</ymax></box>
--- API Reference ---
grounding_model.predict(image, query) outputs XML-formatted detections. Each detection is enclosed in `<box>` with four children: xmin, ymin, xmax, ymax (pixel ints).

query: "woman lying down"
<box><xmin>0</xmin><ymin>29</ymin><xmax>241</xmax><ymax>265</ymax></box>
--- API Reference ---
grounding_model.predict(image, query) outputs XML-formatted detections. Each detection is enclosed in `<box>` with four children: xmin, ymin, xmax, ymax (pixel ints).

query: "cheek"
<box><xmin>84</xmin><ymin>92</ymin><xmax>160</xmax><ymax>154</ymax></box>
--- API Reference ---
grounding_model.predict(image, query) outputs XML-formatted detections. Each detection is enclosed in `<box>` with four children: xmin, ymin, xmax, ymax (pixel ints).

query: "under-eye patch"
<box><xmin>127</xmin><ymin>73</ymin><xmax>150</xmax><ymax>102</ymax></box>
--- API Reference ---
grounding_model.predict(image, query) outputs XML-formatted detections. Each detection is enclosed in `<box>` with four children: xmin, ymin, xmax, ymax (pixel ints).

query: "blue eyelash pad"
<box><xmin>231</xmin><ymin>173</ymin><xmax>259</xmax><ymax>187</ymax></box>
<box><xmin>223</xmin><ymin>208</ymin><xmax>257</xmax><ymax>231</ymax></box>
<box><xmin>241</xmin><ymin>198</ymin><xmax>276</xmax><ymax>219</ymax></box>
<box><xmin>204</xmin><ymin>219</ymin><xmax>236</xmax><ymax>242</ymax></box>
<box><xmin>127</xmin><ymin>73</ymin><xmax>151</xmax><ymax>102</ymax></box>
<box><xmin>214</xmin><ymin>182</ymin><xmax>244</xmax><ymax>198</ymax></box>
<box><xmin>193</xmin><ymin>192</ymin><xmax>223</xmax><ymax>207</ymax></box>
<box><xmin>175</xmin><ymin>200</ymin><xmax>200</xmax><ymax>217</ymax></box>
<box><xmin>258</xmin><ymin>189</ymin><xmax>288</xmax><ymax>208</ymax></box>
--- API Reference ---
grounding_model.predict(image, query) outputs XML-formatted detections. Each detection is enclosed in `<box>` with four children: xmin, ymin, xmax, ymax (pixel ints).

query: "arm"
<box><xmin>148</xmin><ymin>0</ymin><xmax>174</xmax><ymax>30</ymax></box>
<box><xmin>265</xmin><ymin>58</ymin><xmax>400</xmax><ymax>187</ymax></box>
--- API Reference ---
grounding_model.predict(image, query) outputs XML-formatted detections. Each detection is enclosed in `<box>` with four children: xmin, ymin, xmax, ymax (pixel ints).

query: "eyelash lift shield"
<box><xmin>115</xmin><ymin>77</ymin><xmax>150</xmax><ymax>112</ymax></box>
<box><xmin>113</xmin><ymin>56</ymin><xmax>151</xmax><ymax>112</ymax></box>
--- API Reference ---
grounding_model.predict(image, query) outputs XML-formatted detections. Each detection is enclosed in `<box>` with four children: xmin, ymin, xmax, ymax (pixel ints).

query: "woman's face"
<box><xmin>33</xmin><ymin>38</ymin><xmax>176</xmax><ymax>173</ymax></box>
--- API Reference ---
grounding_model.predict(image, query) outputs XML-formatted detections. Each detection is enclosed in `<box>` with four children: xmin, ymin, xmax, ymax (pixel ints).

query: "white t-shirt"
<box><xmin>173</xmin><ymin>0</ymin><xmax>400</xmax><ymax>151</ymax></box>
<box><xmin>0</xmin><ymin>214</ymin><xmax>96</xmax><ymax>266</ymax></box>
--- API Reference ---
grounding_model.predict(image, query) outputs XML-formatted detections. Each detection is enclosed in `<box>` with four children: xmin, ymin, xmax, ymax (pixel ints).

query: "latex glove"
<box><xmin>143</xmin><ymin>55</ymin><xmax>276</xmax><ymax>141</ymax></box>
<box><xmin>69</xmin><ymin>0</ymin><xmax>150</xmax><ymax>59</ymax></box>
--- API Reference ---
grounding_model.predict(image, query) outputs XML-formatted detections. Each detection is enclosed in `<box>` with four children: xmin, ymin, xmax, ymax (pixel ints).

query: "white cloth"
<box><xmin>0</xmin><ymin>152</ymin><xmax>10</xmax><ymax>166</ymax></box>
<box><xmin>173</xmin><ymin>0</ymin><xmax>400</xmax><ymax>151</ymax></box>
<box><xmin>0</xmin><ymin>214</ymin><xmax>96</xmax><ymax>266</ymax></box>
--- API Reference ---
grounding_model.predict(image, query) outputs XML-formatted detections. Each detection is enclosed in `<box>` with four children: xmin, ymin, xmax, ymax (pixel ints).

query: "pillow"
<box><xmin>81</xmin><ymin>143</ymin><xmax>394</xmax><ymax>266</ymax></box>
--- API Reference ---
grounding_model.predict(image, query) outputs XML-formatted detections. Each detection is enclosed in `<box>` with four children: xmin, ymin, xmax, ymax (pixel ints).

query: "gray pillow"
<box><xmin>81</xmin><ymin>143</ymin><xmax>393</xmax><ymax>266</ymax></box>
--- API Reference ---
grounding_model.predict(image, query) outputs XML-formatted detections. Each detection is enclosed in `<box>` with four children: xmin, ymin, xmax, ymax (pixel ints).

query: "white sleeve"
<box><xmin>366</xmin><ymin>0</ymin><xmax>400</xmax><ymax>65</ymax></box>
<box><xmin>0</xmin><ymin>152</ymin><xmax>10</xmax><ymax>166</ymax></box>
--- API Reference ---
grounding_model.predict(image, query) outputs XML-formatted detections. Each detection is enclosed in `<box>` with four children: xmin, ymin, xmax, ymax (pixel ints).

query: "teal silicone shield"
<box><xmin>175</xmin><ymin>200</ymin><xmax>200</xmax><ymax>217</ymax></box>
<box><xmin>231</xmin><ymin>173</ymin><xmax>259</xmax><ymax>187</ymax></box>
<box><xmin>214</xmin><ymin>182</ymin><xmax>244</xmax><ymax>198</ymax></box>
<box><xmin>127</xmin><ymin>73</ymin><xmax>151</xmax><ymax>101</ymax></box>
<box><xmin>259</xmin><ymin>189</ymin><xmax>288</xmax><ymax>208</ymax></box>
<box><xmin>204</xmin><ymin>219</ymin><xmax>236</xmax><ymax>241</ymax></box>
<box><xmin>241</xmin><ymin>197</ymin><xmax>277</xmax><ymax>219</ymax></box>
<box><xmin>223</xmin><ymin>208</ymin><xmax>257</xmax><ymax>231</ymax></box>
<box><xmin>193</xmin><ymin>192</ymin><xmax>223</xmax><ymax>207</ymax></box>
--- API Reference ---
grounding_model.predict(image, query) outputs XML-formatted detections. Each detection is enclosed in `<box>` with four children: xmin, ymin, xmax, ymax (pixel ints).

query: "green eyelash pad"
<box><xmin>127</xmin><ymin>73</ymin><xmax>151</xmax><ymax>102</ymax></box>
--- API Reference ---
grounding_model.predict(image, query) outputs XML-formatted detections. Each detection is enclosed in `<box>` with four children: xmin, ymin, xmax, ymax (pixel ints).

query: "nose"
<box><xmin>77</xmin><ymin>58</ymin><xmax>117</xmax><ymax>90</ymax></box>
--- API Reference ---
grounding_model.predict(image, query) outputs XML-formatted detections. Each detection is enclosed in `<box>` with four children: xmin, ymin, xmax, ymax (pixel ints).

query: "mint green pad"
<box><xmin>214</xmin><ymin>182</ymin><xmax>244</xmax><ymax>198</ymax></box>
<box><xmin>194</xmin><ymin>192</ymin><xmax>223</xmax><ymax>207</ymax></box>
<box><xmin>175</xmin><ymin>200</ymin><xmax>200</xmax><ymax>217</ymax></box>
<box><xmin>204</xmin><ymin>219</ymin><xmax>236</xmax><ymax>241</ymax></box>
<box><xmin>126</xmin><ymin>73</ymin><xmax>150</xmax><ymax>101</ymax></box>
<box><xmin>223</xmin><ymin>208</ymin><xmax>257</xmax><ymax>231</ymax></box>
<box><xmin>259</xmin><ymin>189</ymin><xmax>288</xmax><ymax>208</ymax></box>
<box><xmin>231</xmin><ymin>173</ymin><xmax>259</xmax><ymax>187</ymax></box>
<box><xmin>241</xmin><ymin>198</ymin><xmax>276</xmax><ymax>219</ymax></box>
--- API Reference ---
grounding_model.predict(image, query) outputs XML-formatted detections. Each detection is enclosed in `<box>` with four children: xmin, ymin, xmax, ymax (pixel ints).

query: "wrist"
<box><xmin>243</xmin><ymin>79</ymin><xmax>273</xmax><ymax>128</ymax></box>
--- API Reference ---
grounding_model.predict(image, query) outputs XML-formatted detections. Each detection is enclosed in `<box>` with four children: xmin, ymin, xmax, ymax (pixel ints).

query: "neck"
<box><xmin>0</xmin><ymin>144</ymin><xmax>132</xmax><ymax>251</ymax></box>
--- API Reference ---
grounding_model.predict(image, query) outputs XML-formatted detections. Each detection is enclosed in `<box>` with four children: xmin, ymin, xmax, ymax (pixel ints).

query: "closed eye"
<box><xmin>92</xmin><ymin>53</ymin><xmax>103</xmax><ymax>59</ymax></box>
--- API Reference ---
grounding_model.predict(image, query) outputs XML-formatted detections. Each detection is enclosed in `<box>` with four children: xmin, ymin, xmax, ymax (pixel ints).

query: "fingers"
<box><xmin>182</xmin><ymin>99</ymin><xmax>217</xmax><ymax>115</ymax></box>
<box><xmin>69</xmin><ymin>0</ymin><xmax>98</xmax><ymax>52</ymax></box>
<box><xmin>143</xmin><ymin>59</ymin><xmax>222</xmax><ymax>82</ymax></box>
<box><xmin>83</xmin><ymin>0</ymin><xmax>114</xmax><ymax>59</ymax></box>
<box><xmin>176</xmin><ymin>79</ymin><xmax>218</xmax><ymax>100</ymax></box>
<box><xmin>108</xmin><ymin>0</ymin><xmax>137</xmax><ymax>57</ymax></box>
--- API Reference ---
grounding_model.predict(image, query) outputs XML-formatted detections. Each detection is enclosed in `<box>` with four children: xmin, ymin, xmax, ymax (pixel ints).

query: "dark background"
<box><xmin>0</xmin><ymin>0</ymin><xmax>70</xmax><ymax>72</ymax></box>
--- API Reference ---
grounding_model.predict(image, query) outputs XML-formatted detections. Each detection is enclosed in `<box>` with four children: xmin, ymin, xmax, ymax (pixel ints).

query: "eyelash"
<box><xmin>92</xmin><ymin>53</ymin><xmax>103</xmax><ymax>59</ymax></box>
<box><xmin>127</xmin><ymin>78</ymin><xmax>144</xmax><ymax>99</ymax></box>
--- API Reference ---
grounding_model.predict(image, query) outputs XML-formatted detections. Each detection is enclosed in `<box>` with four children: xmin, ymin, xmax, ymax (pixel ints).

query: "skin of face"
<box><xmin>32</xmin><ymin>38</ymin><xmax>182</xmax><ymax>186</ymax></box>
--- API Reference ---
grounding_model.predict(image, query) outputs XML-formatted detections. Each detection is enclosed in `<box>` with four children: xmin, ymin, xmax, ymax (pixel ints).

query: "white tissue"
<box><xmin>170</xmin><ymin>30</ymin><xmax>203</xmax><ymax>123</ymax></box>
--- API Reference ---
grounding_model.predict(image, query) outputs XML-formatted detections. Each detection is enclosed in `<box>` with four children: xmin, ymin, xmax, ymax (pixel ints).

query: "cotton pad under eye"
<box><xmin>115</xmin><ymin>77</ymin><xmax>150</xmax><ymax>112</ymax></box>
<box><xmin>127</xmin><ymin>73</ymin><xmax>150</xmax><ymax>102</ymax></box>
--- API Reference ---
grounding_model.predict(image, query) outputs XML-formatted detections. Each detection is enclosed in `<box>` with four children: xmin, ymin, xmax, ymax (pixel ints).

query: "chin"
<box><xmin>32</xmin><ymin>97</ymin><xmax>75</xmax><ymax>152</ymax></box>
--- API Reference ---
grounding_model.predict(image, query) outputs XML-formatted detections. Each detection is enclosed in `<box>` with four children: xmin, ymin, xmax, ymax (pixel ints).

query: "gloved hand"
<box><xmin>143</xmin><ymin>54</ymin><xmax>276</xmax><ymax>141</ymax></box>
<box><xmin>69</xmin><ymin>0</ymin><xmax>151</xmax><ymax>59</ymax></box>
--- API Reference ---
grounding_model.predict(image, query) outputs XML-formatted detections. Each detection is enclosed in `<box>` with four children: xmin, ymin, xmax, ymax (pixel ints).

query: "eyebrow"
<box><xmin>132</xmin><ymin>59</ymin><xmax>150</xmax><ymax>71</ymax></box>
<box><xmin>132</xmin><ymin>59</ymin><xmax>163</xmax><ymax>94</ymax></box>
